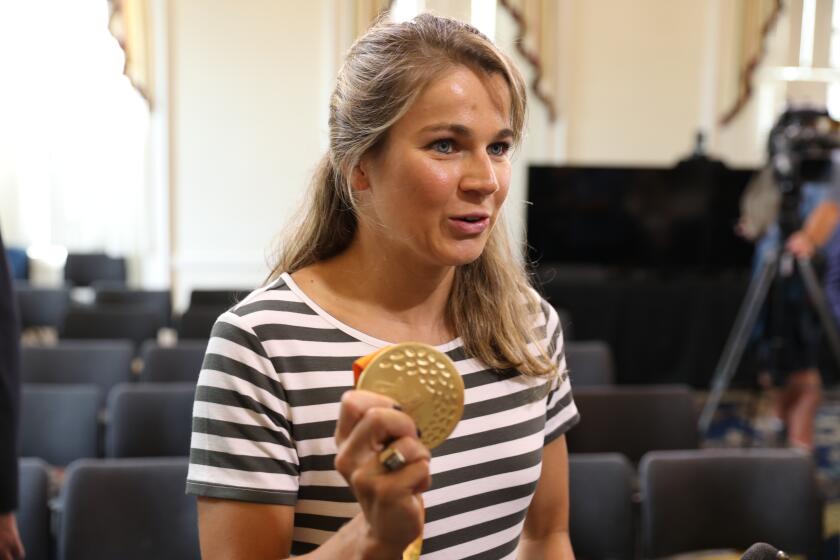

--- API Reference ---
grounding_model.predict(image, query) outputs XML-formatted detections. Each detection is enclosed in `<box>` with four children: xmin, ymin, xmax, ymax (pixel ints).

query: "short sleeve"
<box><xmin>540</xmin><ymin>301</ymin><xmax>580</xmax><ymax>445</ymax></box>
<box><xmin>186</xmin><ymin>310</ymin><xmax>300</xmax><ymax>505</ymax></box>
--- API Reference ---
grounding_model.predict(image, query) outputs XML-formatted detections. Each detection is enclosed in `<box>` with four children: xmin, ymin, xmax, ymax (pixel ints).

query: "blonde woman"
<box><xmin>187</xmin><ymin>14</ymin><xmax>579</xmax><ymax>559</ymax></box>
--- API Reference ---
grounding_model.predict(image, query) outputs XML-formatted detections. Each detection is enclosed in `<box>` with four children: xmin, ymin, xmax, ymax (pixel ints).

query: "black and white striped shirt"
<box><xmin>186</xmin><ymin>273</ymin><xmax>579</xmax><ymax>559</ymax></box>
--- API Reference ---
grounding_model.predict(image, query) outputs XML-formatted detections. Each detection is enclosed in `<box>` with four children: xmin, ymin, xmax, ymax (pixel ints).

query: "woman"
<box><xmin>187</xmin><ymin>13</ymin><xmax>579</xmax><ymax>559</ymax></box>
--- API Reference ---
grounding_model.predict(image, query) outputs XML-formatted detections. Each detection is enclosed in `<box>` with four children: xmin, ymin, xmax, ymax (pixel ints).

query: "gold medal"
<box><xmin>352</xmin><ymin>342</ymin><xmax>465</xmax><ymax>560</ymax></box>
<box><xmin>355</xmin><ymin>342</ymin><xmax>464</xmax><ymax>450</ymax></box>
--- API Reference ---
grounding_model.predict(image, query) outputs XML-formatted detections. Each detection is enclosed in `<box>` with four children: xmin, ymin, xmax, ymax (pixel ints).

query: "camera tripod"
<box><xmin>698</xmin><ymin>244</ymin><xmax>840</xmax><ymax>434</ymax></box>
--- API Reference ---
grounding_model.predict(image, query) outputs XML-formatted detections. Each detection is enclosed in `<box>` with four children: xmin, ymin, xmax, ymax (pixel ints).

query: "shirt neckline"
<box><xmin>280</xmin><ymin>272</ymin><xmax>464</xmax><ymax>352</ymax></box>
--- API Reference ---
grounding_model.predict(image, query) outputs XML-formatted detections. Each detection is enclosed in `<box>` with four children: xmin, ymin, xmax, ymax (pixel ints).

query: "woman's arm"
<box><xmin>518</xmin><ymin>435</ymin><xmax>574</xmax><ymax>560</ymax></box>
<box><xmin>197</xmin><ymin>389</ymin><xmax>429</xmax><ymax>560</ymax></box>
<box><xmin>197</xmin><ymin>498</ymin><xmax>295</xmax><ymax>559</ymax></box>
<box><xmin>197</xmin><ymin>499</ymin><xmax>389</xmax><ymax>560</ymax></box>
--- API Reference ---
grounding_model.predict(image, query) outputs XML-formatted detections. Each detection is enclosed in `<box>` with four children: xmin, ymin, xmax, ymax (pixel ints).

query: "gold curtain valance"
<box><xmin>108</xmin><ymin>0</ymin><xmax>153</xmax><ymax>108</ymax></box>
<box><xmin>719</xmin><ymin>0</ymin><xmax>784</xmax><ymax>126</ymax></box>
<box><xmin>498</xmin><ymin>0</ymin><xmax>558</xmax><ymax>122</ymax></box>
<box><xmin>355</xmin><ymin>0</ymin><xmax>395</xmax><ymax>37</ymax></box>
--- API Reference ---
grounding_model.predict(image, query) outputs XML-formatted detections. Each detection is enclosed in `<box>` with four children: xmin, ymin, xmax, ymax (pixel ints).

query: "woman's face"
<box><xmin>354</xmin><ymin>65</ymin><xmax>513</xmax><ymax>268</ymax></box>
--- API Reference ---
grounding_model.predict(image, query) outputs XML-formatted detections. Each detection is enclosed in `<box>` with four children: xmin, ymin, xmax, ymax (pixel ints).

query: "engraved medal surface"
<box><xmin>355</xmin><ymin>342</ymin><xmax>464</xmax><ymax>450</ymax></box>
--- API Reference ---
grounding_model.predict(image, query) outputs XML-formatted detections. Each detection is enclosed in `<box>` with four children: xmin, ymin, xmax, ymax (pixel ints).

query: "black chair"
<box><xmin>57</xmin><ymin>458</ymin><xmax>200</xmax><ymax>560</ymax></box>
<box><xmin>569</xmin><ymin>453</ymin><xmax>635</xmax><ymax>560</ymax></box>
<box><xmin>105</xmin><ymin>383</ymin><xmax>196</xmax><ymax>458</ymax></box>
<box><xmin>21</xmin><ymin>340</ymin><xmax>134</xmax><ymax>402</ymax></box>
<box><xmin>62</xmin><ymin>305</ymin><xmax>162</xmax><ymax>350</ymax></box>
<box><xmin>139</xmin><ymin>340</ymin><xmax>207</xmax><ymax>382</ymax></box>
<box><xmin>94</xmin><ymin>288</ymin><xmax>172</xmax><ymax>328</ymax></box>
<box><xmin>640</xmin><ymin>449</ymin><xmax>823</xmax><ymax>559</ymax></box>
<box><xmin>188</xmin><ymin>289</ymin><xmax>247</xmax><ymax>308</ymax></box>
<box><xmin>557</xmin><ymin>308</ymin><xmax>574</xmax><ymax>340</ymax></box>
<box><xmin>20</xmin><ymin>384</ymin><xmax>100</xmax><ymax>465</ymax></box>
<box><xmin>18</xmin><ymin>458</ymin><xmax>50</xmax><ymax>560</ymax></box>
<box><xmin>63</xmin><ymin>253</ymin><xmax>126</xmax><ymax>287</ymax></box>
<box><xmin>178</xmin><ymin>306</ymin><xmax>223</xmax><ymax>339</ymax></box>
<box><xmin>565</xmin><ymin>340</ymin><xmax>615</xmax><ymax>386</ymax></box>
<box><xmin>566</xmin><ymin>385</ymin><xmax>699</xmax><ymax>464</ymax></box>
<box><xmin>6</xmin><ymin>246</ymin><xmax>28</xmax><ymax>280</ymax></box>
<box><xmin>15</xmin><ymin>285</ymin><xmax>70</xmax><ymax>330</ymax></box>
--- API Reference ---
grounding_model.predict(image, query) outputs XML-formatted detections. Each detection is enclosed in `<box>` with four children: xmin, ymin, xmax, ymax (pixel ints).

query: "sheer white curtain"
<box><xmin>0</xmin><ymin>0</ymin><xmax>151</xmax><ymax>273</ymax></box>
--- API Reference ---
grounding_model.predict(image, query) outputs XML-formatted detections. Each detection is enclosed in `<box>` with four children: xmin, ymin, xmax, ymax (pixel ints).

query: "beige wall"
<box><xmin>165</xmin><ymin>1</ymin><xmax>806</xmax><ymax>304</ymax></box>
<box><xmin>169</xmin><ymin>0</ymin><xmax>329</xmax><ymax>307</ymax></box>
<box><xmin>561</xmin><ymin>0</ymin><xmax>716</xmax><ymax>165</ymax></box>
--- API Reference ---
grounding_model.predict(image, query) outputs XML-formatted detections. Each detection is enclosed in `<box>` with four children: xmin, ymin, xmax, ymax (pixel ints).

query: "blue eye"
<box><xmin>488</xmin><ymin>142</ymin><xmax>511</xmax><ymax>157</ymax></box>
<box><xmin>431</xmin><ymin>139</ymin><xmax>454</xmax><ymax>153</ymax></box>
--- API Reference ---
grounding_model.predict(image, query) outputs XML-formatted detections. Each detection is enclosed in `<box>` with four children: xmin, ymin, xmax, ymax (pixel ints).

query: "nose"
<box><xmin>459</xmin><ymin>151</ymin><xmax>499</xmax><ymax>195</ymax></box>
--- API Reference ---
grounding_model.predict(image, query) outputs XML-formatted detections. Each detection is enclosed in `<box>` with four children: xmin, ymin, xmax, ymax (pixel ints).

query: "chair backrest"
<box><xmin>565</xmin><ymin>340</ymin><xmax>615</xmax><ymax>386</ymax></box>
<box><xmin>21</xmin><ymin>340</ymin><xmax>134</xmax><ymax>400</ymax></box>
<box><xmin>15</xmin><ymin>285</ymin><xmax>70</xmax><ymax>330</ymax></box>
<box><xmin>105</xmin><ymin>383</ymin><xmax>196</xmax><ymax>458</ymax></box>
<box><xmin>62</xmin><ymin>305</ymin><xmax>162</xmax><ymax>350</ymax></box>
<box><xmin>640</xmin><ymin>449</ymin><xmax>823</xmax><ymax>559</ymax></box>
<box><xmin>6</xmin><ymin>247</ymin><xmax>28</xmax><ymax>280</ymax></box>
<box><xmin>20</xmin><ymin>384</ymin><xmax>100</xmax><ymax>465</ymax></box>
<box><xmin>139</xmin><ymin>340</ymin><xmax>207</xmax><ymax>382</ymax></box>
<box><xmin>188</xmin><ymin>289</ymin><xmax>246</xmax><ymax>308</ymax></box>
<box><xmin>94</xmin><ymin>288</ymin><xmax>172</xmax><ymax>327</ymax></box>
<box><xmin>569</xmin><ymin>453</ymin><xmax>635</xmax><ymax>560</ymax></box>
<box><xmin>64</xmin><ymin>253</ymin><xmax>126</xmax><ymax>287</ymax></box>
<box><xmin>566</xmin><ymin>385</ymin><xmax>699</xmax><ymax>464</ymax></box>
<box><xmin>58</xmin><ymin>458</ymin><xmax>200</xmax><ymax>560</ymax></box>
<box><xmin>177</xmin><ymin>306</ymin><xmax>223</xmax><ymax>339</ymax></box>
<box><xmin>555</xmin><ymin>308</ymin><xmax>574</xmax><ymax>341</ymax></box>
<box><xmin>18</xmin><ymin>458</ymin><xmax>51</xmax><ymax>560</ymax></box>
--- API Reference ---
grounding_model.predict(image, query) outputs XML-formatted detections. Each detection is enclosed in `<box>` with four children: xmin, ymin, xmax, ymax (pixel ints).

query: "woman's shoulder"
<box><xmin>521</xmin><ymin>286</ymin><xmax>557</xmax><ymax>324</ymax></box>
<box><xmin>214</xmin><ymin>274</ymin><xmax>319</xmax><ymax>333</ymax></box>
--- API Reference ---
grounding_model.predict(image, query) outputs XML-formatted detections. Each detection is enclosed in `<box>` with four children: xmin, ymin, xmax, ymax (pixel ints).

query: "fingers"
<box><xmin>351</xmin><ymin>439</ymin><xmax>432</xmax><ymax>502</ymax></box>
<box><xmin>335</xmin><ymin>405</ymin><xmax>425</xmax><ymax>479</ymax></box>
<box><xmin>335</xmin><ymin>390</ymin><xmax>400</xmax><ymax>445</ymax></box>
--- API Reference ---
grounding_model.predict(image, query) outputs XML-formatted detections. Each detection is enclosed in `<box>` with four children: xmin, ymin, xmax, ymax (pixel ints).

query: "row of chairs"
<box><xmin>22</xmin><ymin>340</ymin><xmax>207</xmax><ymax>397</ymax></box>
<box><xmin>20</xmin><ymin>336</ymin><xmax>616</xmax><ymax>393</ymax></box>
<box><xmin>570</xmin><ymin>449</ymin><xmax>823</xmax><ymax>560</ymax></box>
<box><xmin>17</xmin><ymin>449</ymin><xmax>822</xmax><ymax>560</ymax></box>
<box><xmin>21</xmin><ymin>383</ymin><xmax>195</xmax><ymax>465</ymax></box>
<box><xmin>15</xmin><ymin>285</ymin><xmax>245</xmax><ymax>340</ymax></box>
<box><xmin>6</xmin><ymin>251</ymin><xmax>128</xmax><ymax>286</ymax></box>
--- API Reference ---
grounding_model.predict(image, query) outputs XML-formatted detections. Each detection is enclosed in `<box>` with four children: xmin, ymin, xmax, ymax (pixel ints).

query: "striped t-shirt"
<box><xmin>186</xmin><ymin>273</ymin><xmax>579</xmax><ymax>559</ymax></box>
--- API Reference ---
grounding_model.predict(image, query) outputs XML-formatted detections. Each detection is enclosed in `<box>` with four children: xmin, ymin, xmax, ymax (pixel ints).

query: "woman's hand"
<box><xmin>334</xmin><ymin>390</ymin><xmax>431</xmax><ymax>558</ymax></box>
<box><xmin>786</xmin><ymin>231</ymin><xmax>816</xmax><ymax>259</ymax></box>
<box><xmin>0</xmin><ymin>513</ymin><xmax>24</xmax><ymax>560</ymax></box>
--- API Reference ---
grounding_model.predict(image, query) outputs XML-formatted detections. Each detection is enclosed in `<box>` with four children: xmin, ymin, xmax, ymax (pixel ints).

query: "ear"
<box><xmin>350</xmin><ymin>159</ymin><xmax>373</xmax><ymax>192</ymax></box>
<box><xmin>350</xmin><ymin>154</ymin><xmax>373</xmax><ymax>191</ymax></box>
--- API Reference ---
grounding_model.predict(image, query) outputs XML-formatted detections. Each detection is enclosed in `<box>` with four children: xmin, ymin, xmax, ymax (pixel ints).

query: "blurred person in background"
<box><xmin>738</xmin><ymin>109</ymin><xmax>840</xmax><ymax>450</ymax></box>
<box><xmin>0</xmin><ymin>224</ymin><xmax>24</xmax><ymax>560</ymax></box>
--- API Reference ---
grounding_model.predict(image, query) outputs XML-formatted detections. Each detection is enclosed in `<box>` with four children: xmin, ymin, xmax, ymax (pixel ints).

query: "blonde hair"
<box><xmin>270</xmin><ymin>13</ymin><xmax>555</xmax><ymax>377</ymax></box>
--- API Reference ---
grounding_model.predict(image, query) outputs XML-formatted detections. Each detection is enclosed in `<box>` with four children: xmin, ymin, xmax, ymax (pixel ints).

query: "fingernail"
<box><xmin>392</xmin><ymin>403</ymin><xmax>403</xmax><ymax>411</ymax></box>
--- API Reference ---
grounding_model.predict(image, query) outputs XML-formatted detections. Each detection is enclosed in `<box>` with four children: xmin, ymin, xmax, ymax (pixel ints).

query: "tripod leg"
<box><xmin>698</xmin><ymin>251</ymin><xmax>779</xmax><ymax>434</ymax></box>
<box><xmin>797</xmin><ymin>256</ymin><xmax>840</xmax><ymax>368</ymax></box>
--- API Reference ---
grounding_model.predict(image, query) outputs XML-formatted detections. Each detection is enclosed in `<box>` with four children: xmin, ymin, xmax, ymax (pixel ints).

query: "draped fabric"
<box><xmin>498</xmin><ymin>0</ymin><xmax>558</xmax><ymax>122</ymax></box>
<box><xmin>108</xmin><ymin>0</ymin><xmax>153</xmax><ymax>108</ymax></box>
<box><xmin>355</xmin><ymin>0</ymin><xmax>394</xmax><ymax>37</ymax></box>
<box><xmin>719</xmin><ymin>0</ymin><xmax>784</xmax><ymax>126</ymax></box>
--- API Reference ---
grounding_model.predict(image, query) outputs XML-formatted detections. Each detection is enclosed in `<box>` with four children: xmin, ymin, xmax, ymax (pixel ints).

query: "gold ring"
<box><xmin>379</xmin><ymin>446</ymin><xmax>406</xmax><ymax>472</ymax></box>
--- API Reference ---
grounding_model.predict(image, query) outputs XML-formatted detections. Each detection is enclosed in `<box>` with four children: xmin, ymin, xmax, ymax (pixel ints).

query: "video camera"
<box><xmin>767</xmin><ymin>106</ymin><xmax>840</xmax><ymax>237</ymax></box>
